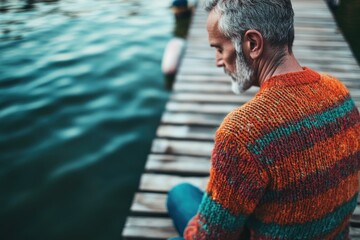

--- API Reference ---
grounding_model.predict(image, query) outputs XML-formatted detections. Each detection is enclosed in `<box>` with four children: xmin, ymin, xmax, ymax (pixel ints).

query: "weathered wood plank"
<box><xmin>171</xmin><ymin>92</ymin><xmax>252</xmax><ymax>103</ymax></box>
<box><xmin>151</xmin><ymin>138</ymin><xmax>213</xmax><ymax>157</ymax></box>
<box><xmin>122</xmin><ymin>217</ymin><xmax>177</xmax><ymax>240</ymax></box>
<box><xmin>161</xmin><ymin>112</ymin><xmax>225</xmax><ymax>126</ymax></box>
<box><xmin>145</xmin><ymin>154</ymin><xmax>210</xmax><ymax>174</ymax></box>
<box><xmin>176</xmin><ymin>74</ymin><xmax>230</xmax><ymax>83</ymax></box>
<box><xmin>350</xmin><ymin>227</ymin><xmax>360</xmax><ymax>239</ymax></box>
<box><xmin>157</xmin><ymin>125</ymin><xmax>216</xmax><ymax>141</ymax></box>
<box><xmin>131</xmin><ymin>193</ymin><xmax>167</xmax><ymax>214</ymax></box>
<box><xmin>174</xmin><ymin>81</ymin><xmax>232</xmax><ymax>93</ymax></box>
<box><xmin>139</xmin><ymin>173</ymin><xmax>208</xmax><ymax>192</ymax></box>
<box><xmin>352</xmin><ymin>205</ymin><xmax>360</xmax><ymax>225</ymax></box>
<box><xmin>166</xmin><ymin>101</ymin><xmax>238</xmax><ymax>114</ymax></box>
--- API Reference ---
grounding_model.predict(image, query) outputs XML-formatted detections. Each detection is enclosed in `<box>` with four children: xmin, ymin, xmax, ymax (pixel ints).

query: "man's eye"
<box><xmin>217</xmin><ymin>48</ymin><xmax>223</xmax><ymax>54</ymax></box>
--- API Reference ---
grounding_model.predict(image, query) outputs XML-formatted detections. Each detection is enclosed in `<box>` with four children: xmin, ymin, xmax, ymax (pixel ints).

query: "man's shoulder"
<box><xmin>319</xmin><ymin>72</ymin><xmax>349</xmax><ymax>91</ymax></box>
<box><xmin>217</xmin><ymin>98</ymin><xmax>269</xmax><ymax>140</ymax></box>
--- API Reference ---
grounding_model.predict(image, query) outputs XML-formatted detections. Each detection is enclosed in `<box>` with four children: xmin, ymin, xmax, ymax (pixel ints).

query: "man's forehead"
<box><xmin>207</xmin><ymin>9</ymin><xmax>229</xmax><ymax>44</ymax></box>
<box><xmin>206</xmin><ymin>9</ymin><xmax>221</xmax><ymax>31</ymax></box>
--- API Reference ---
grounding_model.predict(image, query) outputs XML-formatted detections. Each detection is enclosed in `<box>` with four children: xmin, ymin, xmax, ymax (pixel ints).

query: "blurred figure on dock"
<box><xmin>162</xmin><ymin>0</ymin><xmax>197</xmax><ymax>90</ymax></box>
<box><xmin>171</xmin><ymin>0</ymin><xmax>195</xmax><ymax>38</ymax></box>
<box><xmin>167</xmin><ymin>0</ymin><xmax>360</xmax><ymax>239</ymax></box>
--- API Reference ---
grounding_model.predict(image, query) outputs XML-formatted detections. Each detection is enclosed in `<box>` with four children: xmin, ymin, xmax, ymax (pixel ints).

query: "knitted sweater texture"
<box><xmin>184</xmin><ymin>68</ymin><xmax>360</xmax><ymax>240</ymax></box>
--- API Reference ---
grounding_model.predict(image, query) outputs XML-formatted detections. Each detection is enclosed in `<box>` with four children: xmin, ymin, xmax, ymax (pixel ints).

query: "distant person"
<box><xmin>167</xmin><ymin>0</ymin><xmax>360</xmax><ymax>239</ymax></box>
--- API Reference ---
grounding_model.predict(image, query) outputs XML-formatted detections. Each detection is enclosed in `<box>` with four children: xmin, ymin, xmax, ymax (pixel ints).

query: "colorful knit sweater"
<box><xmin>184</xmin><ymin>68</ymin><xmax>360</xmax><ymax>239</ymax></box>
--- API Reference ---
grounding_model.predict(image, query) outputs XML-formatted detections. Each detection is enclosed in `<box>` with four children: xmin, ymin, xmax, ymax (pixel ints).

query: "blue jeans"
<box><xmin>166</xmin><ymin>183</ymin><xmax>203</xmax><ymax>240</ymax></box>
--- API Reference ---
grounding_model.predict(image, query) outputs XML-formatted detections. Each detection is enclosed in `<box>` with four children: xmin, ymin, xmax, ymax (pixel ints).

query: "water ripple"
<box><xmin>56</xmin><ymin>126</ymin><xmax>84</xmax><ymax>140</ymax></box>
<box><xmin>50</xmin><ymin>134</ymin><xmax>137</xmax><ymax>179</ymax></box>
<box><xmin>0</xmin><ymin>0</ymin><xmax>172</xmax><ymax>238</ymax></box>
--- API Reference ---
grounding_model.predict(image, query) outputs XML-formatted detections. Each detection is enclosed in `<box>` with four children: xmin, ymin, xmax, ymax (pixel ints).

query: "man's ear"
<box><xmin>243</xmin><ymin>30</ymin><xmax>263</xmax><ymax>60</ymax></box>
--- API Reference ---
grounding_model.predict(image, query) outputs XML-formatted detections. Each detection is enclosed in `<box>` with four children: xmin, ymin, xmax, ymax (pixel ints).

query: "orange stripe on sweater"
<box><xmin>219</xmin><ymin>76</ymin><xmax>350</xmax><ymax>150</ymax></box>
<box><xmin>254</xmin><ymin>173</ymin><xmax>359</xmax><ymax>225</ymax></box>
<box><xmin>271</xmin><ymin>123</ymin><xmax>360</xmax><ymax>191</ymax></box>
<box><xmin>207</xmin><ymin>166</ymin><xmax>263</xmax><ymax>216</ymax></box>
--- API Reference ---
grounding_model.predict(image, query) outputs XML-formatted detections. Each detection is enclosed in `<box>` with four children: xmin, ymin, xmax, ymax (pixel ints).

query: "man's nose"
<box><xmin>215</xmin><ymin>53</ymin><xmax>224</xmax><ymax>67</ymax></box>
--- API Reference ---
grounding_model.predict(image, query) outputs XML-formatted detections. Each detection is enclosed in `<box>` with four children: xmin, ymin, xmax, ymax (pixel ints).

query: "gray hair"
<box><xmin>204</xmin><ymin>0</ymin><xmax>295</xmax><ymax>55</ymax></box>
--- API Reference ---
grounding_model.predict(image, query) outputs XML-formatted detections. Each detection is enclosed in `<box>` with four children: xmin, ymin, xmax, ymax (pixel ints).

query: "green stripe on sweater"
<box><xmin>198</xmin><ymin>193</ymin><xmax>247</xmax><ymax>231</ymax></box>
<box><xmin>248</xmin><ymin>97</ymin><xmax>355</xmax><ymax>157</ymax></box>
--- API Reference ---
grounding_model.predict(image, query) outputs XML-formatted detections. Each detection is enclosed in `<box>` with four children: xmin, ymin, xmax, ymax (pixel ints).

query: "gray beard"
<box><xmin>225</xmin><ymin>52</ymin><xmax>253</xmax><ymax>95</ymax></box>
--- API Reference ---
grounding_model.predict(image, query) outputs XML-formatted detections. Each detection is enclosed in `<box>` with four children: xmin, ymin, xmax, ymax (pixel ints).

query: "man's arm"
<box><xmin>184</xmin><ymin>130</ymin><xmax>269</xmax><ymax>239</ymax></box>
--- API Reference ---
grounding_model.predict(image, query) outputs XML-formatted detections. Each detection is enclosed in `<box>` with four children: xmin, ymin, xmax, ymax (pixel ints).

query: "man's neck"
<box><xmin>257</xmin><ymin>52</ymin><xmax>303</xmax><ymax>87</ymax></box>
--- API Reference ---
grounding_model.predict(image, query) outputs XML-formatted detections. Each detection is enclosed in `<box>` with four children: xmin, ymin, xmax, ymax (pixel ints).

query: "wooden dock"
<box><xmin>122</xmin><ymin>0</ymin><xmax>360</xmax><ymax>239</ymax></box>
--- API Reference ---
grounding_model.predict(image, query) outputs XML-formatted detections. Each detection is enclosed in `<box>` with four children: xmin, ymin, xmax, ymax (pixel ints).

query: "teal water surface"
<box><xmin>0</xmin><ymin>0</ymin><xmax>172</xmax><ymax>239</ymax></box>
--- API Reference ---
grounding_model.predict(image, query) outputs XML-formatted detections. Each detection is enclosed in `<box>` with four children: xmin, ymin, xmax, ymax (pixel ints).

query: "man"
<box><xmin>167</xmin><ymin>0</ymin><xmax>360</xmax><ymax>239</ymax></box>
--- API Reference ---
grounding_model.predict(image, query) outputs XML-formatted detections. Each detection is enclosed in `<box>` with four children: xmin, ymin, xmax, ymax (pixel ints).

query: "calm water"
<box><xmin>0</xmin><ymin>0</ymin><xmax>172</xmax><ymax>239</ymax></box>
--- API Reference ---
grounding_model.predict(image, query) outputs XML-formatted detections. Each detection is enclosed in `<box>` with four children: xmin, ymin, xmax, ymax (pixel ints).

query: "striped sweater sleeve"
<box><xmin>184</xmin><ymin>128</ymin><xmax>269</xmax><ymax>239</ymax></box>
